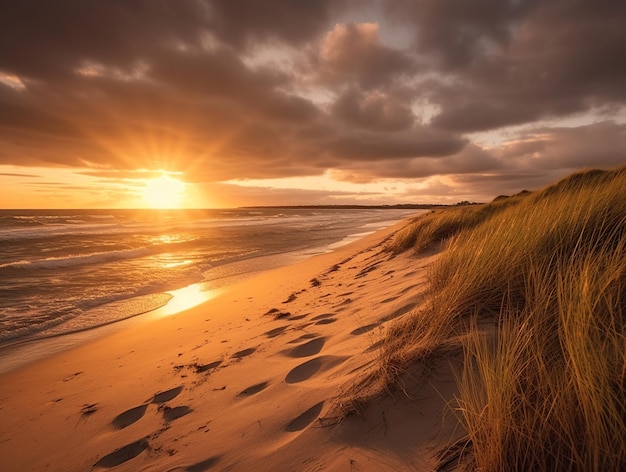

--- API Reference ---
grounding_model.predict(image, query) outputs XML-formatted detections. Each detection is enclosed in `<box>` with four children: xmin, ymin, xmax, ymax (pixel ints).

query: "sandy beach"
<box><xmin>0</xmin><ymin>218</ymin><xmax>459</xmax><ymax>471</ymax></box>
<box><xmin>2</xmin><ymin>1</ymin><xmax>624</xmax><ymax>468</ymax></box>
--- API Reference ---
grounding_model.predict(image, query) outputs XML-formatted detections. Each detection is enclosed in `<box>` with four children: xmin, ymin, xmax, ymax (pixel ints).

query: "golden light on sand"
<box><xmin>142</xmin><ymin>175</ymin><xmax>186</xmax><ymax>209</ymax></box>
<box><xmin>156</xmin><ymin>284</ymin><xmax>219</xmax><ymax>316</ymax></box>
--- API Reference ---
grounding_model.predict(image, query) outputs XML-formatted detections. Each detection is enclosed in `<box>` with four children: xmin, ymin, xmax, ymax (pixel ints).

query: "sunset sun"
<box><xmin>142</xmin><ymin>175</ymin><xmax>186</xmax><ymax>209</ymax></box>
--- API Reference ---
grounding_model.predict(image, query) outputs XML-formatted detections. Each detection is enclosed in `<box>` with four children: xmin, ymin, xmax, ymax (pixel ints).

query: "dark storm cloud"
<box><xmin>0</xmin><ymin>0</ymin><xmax>210</xmax><ymax>81</ymax></box>
<box><xmin>495</xmin><ymin>121</ymin><xmax>626</xmax><ymax>170</ymax></box>
<box><xmin>149</xmin><ymin>47</ymin><xmax>319</xmax><ymax>123</ymax></box>
<box><xmin>311</xmin><ymin>21</ymin><xmax>416</xmax><ymax>89</ymax></box>
<box><xmin>332</xmin><ymin>120</ymin><xmax>626</xmax><ymax>197</ymax></box>
<box><xmin>451</xmin><ymin>120</ymin><xmax>626</xmax><ymax>198</ymax></box>
<box><xmin>0</xmin><ymin>0</ymin><xmax>441</xmax><ymax>179</ymax></box>
<box><xmin>386</xmin><ymin>0</ymin><xmax>626</xmax><ymax>132</ymax></box>
<box><xmin>386</xmin><ymin>0</ymin><xmax>539</xmax><ymax>69</ymax></box>
<box><xmin>206</xmin><ymin>0</ymin><xmax>343</xmax><ymax>48</ymax></box>
<box><xmin>332</xmin><ymin>143</ymin><xmax>499</xmax><ymax>181</ymax></box>
<box><xmin>327</xmin><ymin>128</ymin><xmax>466</xmax><ymax>162</ymax></box>
<box><xmin>0</xmin><ymin>0</ymin><xmax>624</xmax><ymax>199</ymax></box>
<box><xmin>332</xmin><ymin>87</ymin><xmax>414</xmax><ymax>131</ymax></box>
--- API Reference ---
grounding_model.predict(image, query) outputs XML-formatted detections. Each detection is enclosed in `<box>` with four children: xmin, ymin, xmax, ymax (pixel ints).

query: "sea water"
<box><xmin>0</xmin><ymin>208</ymin><xmax>418</xmax><ymax>368</ymax></box>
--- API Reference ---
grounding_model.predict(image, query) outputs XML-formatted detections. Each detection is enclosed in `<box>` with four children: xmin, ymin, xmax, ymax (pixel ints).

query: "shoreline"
<box><xmin>0</xmin><ymin>216</ymin><xmax>416</xmax><ymax>374</ymax></box>
<box><xmin>0</xmin><ymin>215</ymin><xmax>450</xmax><ymax>471</ymax></box>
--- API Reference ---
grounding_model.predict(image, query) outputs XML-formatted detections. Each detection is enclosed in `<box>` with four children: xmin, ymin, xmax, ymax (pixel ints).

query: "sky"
<box><xmin>1</xmin><ymin>0</ymin><xmax>625</xmax><ymax>209</ymax></box>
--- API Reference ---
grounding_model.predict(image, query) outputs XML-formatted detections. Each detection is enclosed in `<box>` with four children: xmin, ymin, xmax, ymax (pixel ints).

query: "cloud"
<box><xmin>399</xmin><ymin>0</ymin><xmax>626</xmax><ymax>131</ymax></box>
<box><xmin>199</xmin><ymin>181</ymin><xmax>386</xmax><ymax>208</ymax></box>
<box><xmin>331</xmin><ymin>87</ymin><xmax>414</xmax><ymax>131</ymax></box>
<box><xmin>312</xmin><ymin>22</ymin><xmax>416</xmax><ymax>89</ymax></box>
<box><xmin>0</xmin><ymin>0</ymin><xmax>210</xmax><ymax>81</ymax></box>
<box><xmin>330</xmin><ymin>143</ymin><xmax>498</xmax><ymax>182</ymax></box>
<box><xmin>0</xmin><ymin>32</ymin><xmax>463</xmax><ymax>182</ymax></box>
<box><xmin>386</xmin><ymin>0</ymin><xmax>538</xmax><ymax>69</ymax></box>
<box><xmin>326</xmin><ymin>128</ymin><xmax>466</xmax><ymax>162</ymax></box>
<box><xmin>495</xmin><ymin>121</ymin><xmax>626</xmax><ymax>170</ymax></box>
<box><xmin>329</xmin><ymin>120</ymin><xmax>626</xmax><ymax>189</ymax></box>
<box><xmin>206</xmin><ymin>0</ymin><xmax>345</xmax><ymax>49</ymax></box>
<box><xmin>444</xmin><ymin>171</ymin><xmax>560</xmax><ymax>201</ymax></box>
<box><xmin>0</xmin><ymin>172</ymin><xmax>39</xmax><ymax>178</ymax></box>
<box><xmin>0</xmin><ymin>0</ymin><xmax>625</xmax><ymax>206</ymax></box>
<box><xmin>149</xmin><ymin>47</ymin><xmax>319</xmax><ymax>123</ymax></box>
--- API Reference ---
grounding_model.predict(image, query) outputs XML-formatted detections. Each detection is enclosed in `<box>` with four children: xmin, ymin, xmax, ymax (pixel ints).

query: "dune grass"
<box><xmin>388</xmin><ymin>191</ymin><xmax>528</xmax><ymax>254</ymax></box>
<box><xmin>359</xmin><ymin>166</ymin><xmax>626</xmax><ymax>470</ymax></box>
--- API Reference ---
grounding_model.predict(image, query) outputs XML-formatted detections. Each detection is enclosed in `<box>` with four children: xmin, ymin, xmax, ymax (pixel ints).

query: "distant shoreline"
<box><xmin>241</xmin><ymin>203</ymin><xmax>480</xmax><ymax>210</ymax></box>
<box><xmin>1</xmin><ymin>204</ymin><xmax>478</xmax><ymax>212</ymax></box>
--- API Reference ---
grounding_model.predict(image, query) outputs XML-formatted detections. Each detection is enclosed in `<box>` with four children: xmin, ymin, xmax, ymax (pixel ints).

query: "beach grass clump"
<box><xmin>388</xmin><ymin>192</ymin><xmax>529</xmax><ymax>254</ymax></box>
<box><xmin>366</xmin><ymin>166</ymin><xmax>626</xmax><ymax>470</ymax></box>
<box><xmin>457</xmin><ymin>239</ymin><xmax>626</xmax><ymax>471</ymax></box>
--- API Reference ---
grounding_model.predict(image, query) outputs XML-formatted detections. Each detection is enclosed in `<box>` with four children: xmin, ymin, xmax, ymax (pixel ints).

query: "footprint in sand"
<box><xmin>237</xmin><ymin>381</ymin><xmax>269</xmax><ymax>397</ymax></box>
<box><xmin>264</xmin><ymin>326</ymin><xmax>288</xmax><ymax>338</ymax></box>
<box><xmin>379</xmin><ymin>302</ymin><xmax>417</xmax><ymax>323</ymax></box>
<box><xmin>162</xmin><ymin>405</ymin><xmax>192</xmax><ymax>422</ymax></box>
<box><xmin>164</xmin><ymin>456</ymin><xmax>223</xmax><ymax>472</ymax></box>
<box><xmin>333</xmin><ymin>298</ymin><xmax>352</xmax><ymax>308</ymax></box>
<box><xmin>285</xmin><ymin>356</ymin><xmax>347</xmax><ymax>384</ymax></box>
<box><xmin>151</xmin><ymin>386</ymin><xmax>184</xmax><ymax>404</ymax></box>
<box><xmin>193</xmin><ymin>361</ymin><xmax>222</xmax><ymax>374</ymax></box>
<box><xmin>284</xmin><ymin>337</ymin><xmax>326</xmax><ymax>358</ymax></box>
<box><xmin>185</xmin><ymin>456</ymin><xmax>222</xmax><ymax>471</ymax></box>
<box><xmin>112</xmin><ymin>404</ymin><xmax>149</xmax><ymax>430</ymax></box>
<box><xmin>231</xmin><ymin>347</ymin><xmax>256</xmax><ymax>359</ymax></box>
<box><xmin>287</xmin><ymin>333</ymin><xmax>319</xmax><ymax>344</ymax></box>
<box><xmin>285</xmin><ymin>401</ymin><xmax>325</xmax><ymax>432</ymax></box>
<box><xmin>93</xmin><ymin>438</ymin><xmax>149</xmax><ymax>468</ymax></box>
<box><xmin>350</xmin><ymin>323</ymin><xmax>381</xmax><ymax>336</ymax></box>
<box><xmin>111</xmin><ymin>386</ymin><xmax>184</xmax><ymax>429</ymax></box>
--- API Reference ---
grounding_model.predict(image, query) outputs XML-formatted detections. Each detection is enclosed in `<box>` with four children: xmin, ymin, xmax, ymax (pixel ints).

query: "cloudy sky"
<box><xmin>1</xmin><ymin>0</ymin><xmax>625</xmax><ymax>208</ymax></box>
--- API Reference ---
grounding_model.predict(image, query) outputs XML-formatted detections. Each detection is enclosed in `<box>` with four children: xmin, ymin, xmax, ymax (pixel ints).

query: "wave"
<box><xmin>0</xmin><ymin>210</ymin><xmax>336</xmax><ymax>243</ymax></box>
<box><xmin>0</xmin><ymin>216</ymin><xmax>258</xmax><ymax>242</ymax></box>
<box><xmin>0</xmin><ymin>223</ymin><xmax>123</xmax><ymax>242</ymax></box>
<box><xmin>0</xmin><ymin>293</ymin><xmax>174</xmax><ymax>344</ymax></box>
<box><xmin>0</xmin><ymin>246</ymin><xmax>156</xmax><ymax>271</ymax></box>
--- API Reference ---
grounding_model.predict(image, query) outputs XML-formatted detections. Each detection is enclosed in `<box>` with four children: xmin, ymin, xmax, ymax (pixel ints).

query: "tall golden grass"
<box><xmin>382</xmin><ymin>166</ymin><xmax>626</xmax><ymax>470</ymax></box>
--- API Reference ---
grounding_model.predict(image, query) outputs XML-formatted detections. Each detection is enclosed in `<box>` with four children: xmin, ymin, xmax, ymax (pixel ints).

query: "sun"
<box><xmin>142</xmin><ymin>175</ymin><xmax>186</xmax><ymax>209</ymax></box>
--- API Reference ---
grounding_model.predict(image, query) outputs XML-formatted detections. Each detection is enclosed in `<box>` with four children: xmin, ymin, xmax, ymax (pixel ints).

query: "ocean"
<box><xmin>0</xmin><ymin>208</ymin><xmax>419</xmax><ymax>371</ymax></box>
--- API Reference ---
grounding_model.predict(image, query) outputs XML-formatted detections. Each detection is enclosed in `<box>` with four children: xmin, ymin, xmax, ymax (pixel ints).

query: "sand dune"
<box><xmin>0</xmin><ymin>218</ymin><xmax>459</xmax><ymax>471</ymax></box>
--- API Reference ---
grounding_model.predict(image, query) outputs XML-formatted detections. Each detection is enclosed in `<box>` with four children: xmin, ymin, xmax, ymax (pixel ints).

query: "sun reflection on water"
<box><xmin>155</xmin><ymin>283</ymin><xmax>219</xmax><ymax>317</ymax></box>
<box><xmin>150</xmin><ymin>234</ymin><xmax>185</xmax><ymax>244</ymax></box>
<box><xmin>161</xmin><ymin>259</ymin><xmax>192</xmax><ymax>268</ymax></box>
